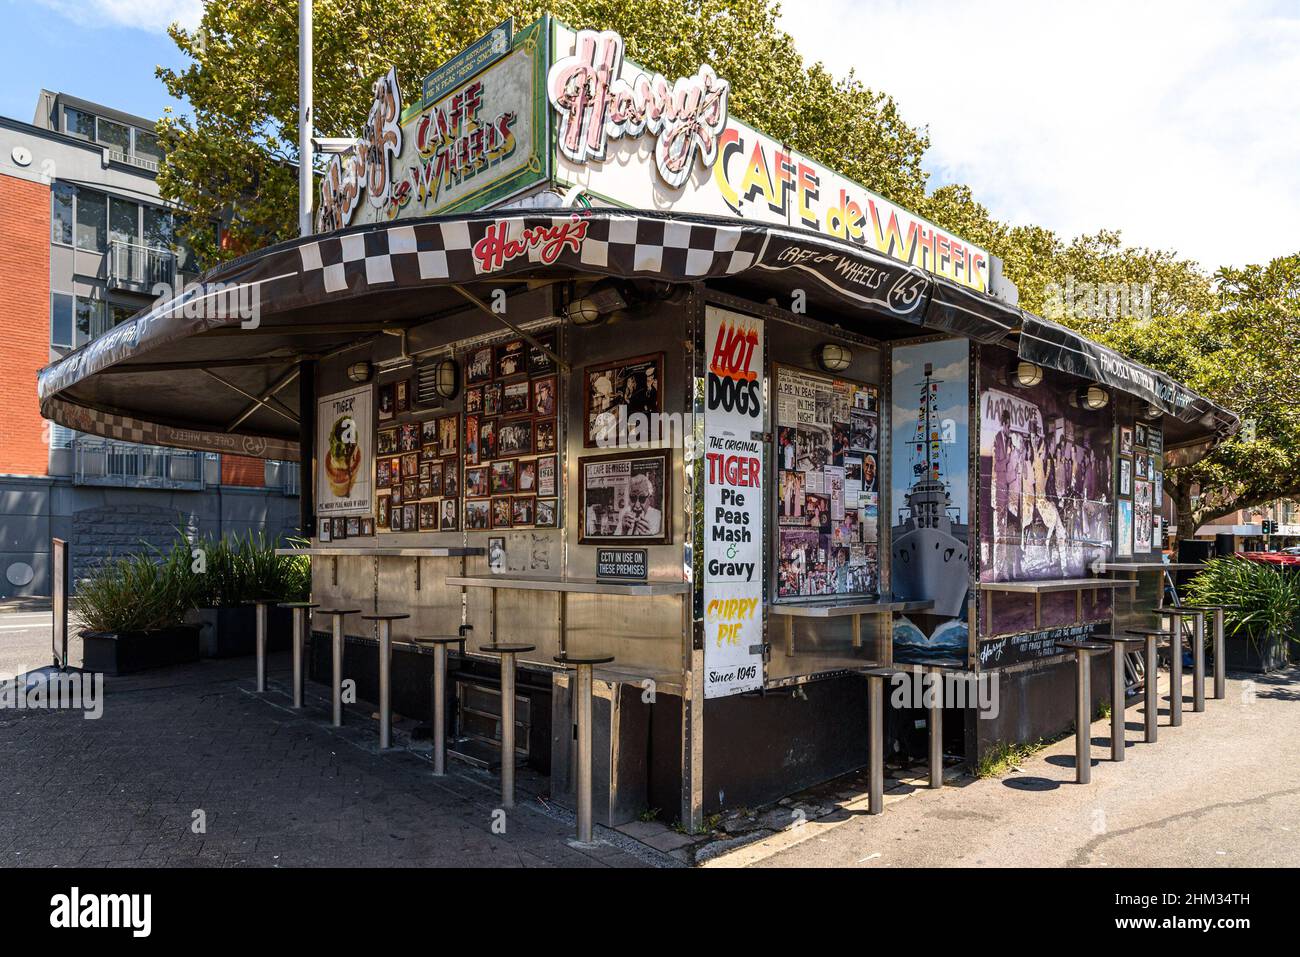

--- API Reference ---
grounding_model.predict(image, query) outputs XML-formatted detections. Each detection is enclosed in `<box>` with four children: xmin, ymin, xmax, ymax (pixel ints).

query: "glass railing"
<box><xmin>73</xmin><ymin>438</ymin><xmax>205</xmax><ymax>491</ymax></box>
<box><xmin>107</xmin><ymin>239</ymin><xmax>177</xmax><ymax>291</ymax></box>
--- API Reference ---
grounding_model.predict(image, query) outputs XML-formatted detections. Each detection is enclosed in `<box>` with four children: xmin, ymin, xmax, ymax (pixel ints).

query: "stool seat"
<box><xmin>1167</xmin><ymin>606</ymin><xmax>1204</xmax><ymax>613</ymax></box>
<box><xmin>482</xmin><ymin>643</ymin><xmax>535</xmax><ymax>654</ymax></box>
<box><xmin>278</xmin><ymin>601</ymin><xmax>320</xmax><ymax>609</ymax></box>
<box><xmin>316</xmin><ymin>608</ymin><xmax>361</xmax><ymax>616</ymax></box>
<box><xmin>859</xmin><ymin>666</ymin><xmax>905</xmax><ymax>677</ymax></box>
<box><xmin>1093</xmin><ymin>635</ymin><xmax>1144</xmax><ymax>645</ymax></box>
<box><xmin>554</xmin><ymin>653</ymin><xmax>615</xmax><ymax>666</ymax></box>
<box><xmin>242</xmin><ymin>598</ymin><xmax>276</xmax><ymax>605</ymax></box>
<box><xmin>920</xmin><ymin>657</ymin><xmax>966</xmax><ymax>670</ymax></box>
<box><xmin>362</xmin><ymin>613</ymin><xmax>410</xmax><ymax>621</ymax></box>
<box><xmin>1180</xmin><ymin>603</ymin><xmax>1233</xmax><ymax>610</ymax></box>
<box><xmin>1057</xmin><ymin>640</ymin><xmax>1109</xmax><ymax>651</ymax></box>
<box><xmin>413</xmin><ymin>636</ymin><xmax>464</xmax><ymax>645</ymax></box>
<box><xmin>1125</xmin><ymin>628</ymin><xmax>1172</xmax><ymax>637</ymax></box>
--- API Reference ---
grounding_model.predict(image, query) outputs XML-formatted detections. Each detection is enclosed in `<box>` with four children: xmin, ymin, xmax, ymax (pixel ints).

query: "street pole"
<box><xmin>298</xmin><ymin>0</ymin><xmax>313</xmax><ymax>237</ymax></box>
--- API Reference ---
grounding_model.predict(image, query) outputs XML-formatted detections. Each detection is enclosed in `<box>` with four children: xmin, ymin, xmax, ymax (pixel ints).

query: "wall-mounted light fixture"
<box><xmin>1074</xmin><ymin>384</ymin><xmax>1110</xmax><ymax>411</ymax></box>
<box><xmin>1141</xmin><ymin>403</ymin><xmax>1163</xmax><ymax>421</ymax></box>
<box><xmin>818</xmin><ymin>343</ymin><xmax>852</xmax><ymax>373</ymax></box>
<box><xmin>566</xmin><ymin>280</ymin><xmax>627</xmax><ymax>326</ymax></box>
<box><xmin>1011</xmin><ymin>360</ymin><xmax>1043</xmax><ymax>388</ymax></box>
<box><xmin>434</xmin><ymin>357</ymin><xmax>458</xmax><ymax>399</ymax></box>
<box><xmin>346</xmin><ymin>361</ymin><xmax>373</xmax><ymax>383</ymax></box>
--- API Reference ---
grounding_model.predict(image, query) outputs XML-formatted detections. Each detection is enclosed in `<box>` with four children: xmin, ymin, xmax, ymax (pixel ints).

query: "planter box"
<box><xmin>1222</xmin><ymin>634</ymin><xmax>1291</xmax><ymax>674</ymax></box>
<box><xmin>190</xmin><ymin>605</ymin><xmax>294</xmax><ymax>658</ymax></box>
<box><xmin>81</xmin><ymin>625</ymin><xmax>201</xmax><ymax>676</ymax></box>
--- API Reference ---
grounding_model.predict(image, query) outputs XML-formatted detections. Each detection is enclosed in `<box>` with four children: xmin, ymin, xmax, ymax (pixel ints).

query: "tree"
<box><xmin>156</xmin><ymin>0</ymin><xmax>930</xmax><ymax>262</ymax></box>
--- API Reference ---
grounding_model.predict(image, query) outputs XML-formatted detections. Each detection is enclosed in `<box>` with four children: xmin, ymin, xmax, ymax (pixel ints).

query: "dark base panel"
<box><xmin>81</xmin><ymin>625</ymin><xmax>201</xmax><ymax>676</ymax></box>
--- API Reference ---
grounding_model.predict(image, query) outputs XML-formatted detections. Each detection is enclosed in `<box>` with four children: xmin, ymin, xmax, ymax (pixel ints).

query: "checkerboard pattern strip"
<box><xmin>293</xmin><ymin>214</ymin><xmax>766</xmax><ymax>297</ymax></box>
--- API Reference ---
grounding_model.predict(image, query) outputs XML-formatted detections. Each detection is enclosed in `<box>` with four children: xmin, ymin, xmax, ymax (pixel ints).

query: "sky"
<box><xmin>1</xmin><ymin>0</ymin><xmax>1295</xmax><ymax>270</ymax></box>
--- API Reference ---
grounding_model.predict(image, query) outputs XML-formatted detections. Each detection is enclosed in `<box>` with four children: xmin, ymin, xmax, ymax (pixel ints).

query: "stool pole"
<box><xmin>332</xmin><ymin>615</ymin><xmax>345</xmax><ymax>727</ymax></box>
<box><xmin>378</xmin><ymin>620</ymin><xmax>393</xmax><ymax>750</ymax></box>
<box><xmin>255</xmin><ymin>602</ymin><xmax>267</xmax><ymax>693</ymax></box>
<box><xmin>499</xmin><ymin>651</ymin><xmax>517</xmax><ymax>808</ymax></box>
<box><xmin>432</xmin><ymin>643</ymin><xmax>448</xmax><ymax>776</ymax></box>
<box><xmin>575</xmin><ymin>661</ymin><xmax>594</xmax><ymax>844</ymax></box>
<box><xmin>927</xmin><ymin>671</ymin><xmax>943</xmax><ymax>789</ymax></box>
<box><xmin>1192</xmin><ymin>613</ymin><xmax>1206</xmax><ymax>712</ymax></box>
<box><xmin>868</xmin><ymin>673</ymin><xmax>885</xmax><ymax>813</ymax></box>
<box><xmin>291</xmin><ymin>607</ymin><xmax>305</xmax><ymax>709</ymax></box>
<box><xmin>1110</xmin><ymin>644</ymin><xmax>1125</xmax><ymax>762</ymax></box>
<box><xmin>1144</xmin><ymin>635</ymin><xmax>1158</xmax><ymax>744</ymax></box>
<box><xmin>1075</xmin><ymin>649</ymin><xmax>1091</xmax><ymax>784</ymax></box>
<box><xmin>1169</xmin><ymin>615</ymin><xmax>1184</xmax><ymax>727</ymax></box>
<box><xmin>1213</xmin><ymin>608</ymin><xmax>1226</xmax><ymax>700</ymax></box>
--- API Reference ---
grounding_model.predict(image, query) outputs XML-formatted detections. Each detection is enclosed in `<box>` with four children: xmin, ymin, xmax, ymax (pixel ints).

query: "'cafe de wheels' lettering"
<box><xmin>547</xmin><ymin>29</ymin><xmax>730</xmax><ymax>188</ymax></box>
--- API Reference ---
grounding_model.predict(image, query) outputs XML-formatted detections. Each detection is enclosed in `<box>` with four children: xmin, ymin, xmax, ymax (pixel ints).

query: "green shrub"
<box><xmin>191</xmin><ymin>530</ymin><xmax>311</xmax><ymax>606</ymax></box>
<box><xmin>1184</xmin><ymin>557</ymin><xmax>1300</xmax><ymax>647</ymax></box>
<box><xmin>77</xmin><ymin>541</ymin><xmax>199</xmax><ymax>634</ymax></box>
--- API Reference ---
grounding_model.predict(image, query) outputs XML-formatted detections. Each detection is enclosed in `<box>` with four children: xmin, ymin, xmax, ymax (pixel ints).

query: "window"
<box><xmin>108</xmin><ymin>302</ymin><xmax>136</xmax><ymax>328</ymax></box>
<box><xmin>64</xmin><ymin>106</ymin><xmax>94</xmax><ymax>139</ymax></box>
<box><xmin>52</xmin><ymin>184</ymin><xmax>74</xmax><ymax>245</ymax></box>
<box><xmin>109</xmin><ymin>196</ymin><xmax>139</xmax><ymax>246</ymax></box>
<box><xmin>74</xmin><ymin>297</ymin><xmax>104</xmax><ymax>344</ymax></box>
<box><xmin>75</xmin><ymin>189</ymin><xmax>106</xmax><ymax>252</ymax></box>
<box><xmin>96</xmin><ymin>117</ymin><xmax>131</xmax><ymax>155</ymax></box>
<box><xmin>135</xmin><ymin>129</ymin><xmax>163</xmax><ymax>164</ymax></box>
<box><xmin>51</xmin><ymin>292</ymin><xmax>74</xmax><ymax>348</ymax></box>
<box><xmin>143</xmin><ymin>206</ymin><xmax>173</xmax><ymax>249</ymax></box>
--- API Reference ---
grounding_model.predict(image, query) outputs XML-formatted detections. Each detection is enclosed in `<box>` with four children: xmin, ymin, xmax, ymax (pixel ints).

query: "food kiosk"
<box><xmin>37</xmin><ymin>16</ymin><xmax>1238</xmax><ymax>830</ymax></box>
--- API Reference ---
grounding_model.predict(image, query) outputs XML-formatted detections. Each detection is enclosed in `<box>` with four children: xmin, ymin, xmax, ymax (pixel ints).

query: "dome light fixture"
<box><xmin>818</xmin><ymin>343</ymin><xmax>852</xmax><ymax>373</ymax></box>
<box><xmin>1141</xmin><ymin>403</ymin><xmax>1163</xmax><ymax>421</ymax></box>
<box><xmin>566</xmin><ymin>280</ymin><xmax>627</xmax><ymax>326</ymax></box>
<box><xmin>434</xmin><ymin>357</ymin><xmax>459</xmax><ymax>399</ymax></box>
<box><xmin>1012</xmin><ymin>360</ymin><xmax>1043</xmax><ymax>388</ymax></box>
<box><xmin>1075</xmin><ymin>384</ymin><xmax>1110</xmax><ymax>411</ymax></box>
<box><xmin>346</xmin><ymin>361</ymin><xmax>373</xmax><ymax>384</ymax></box>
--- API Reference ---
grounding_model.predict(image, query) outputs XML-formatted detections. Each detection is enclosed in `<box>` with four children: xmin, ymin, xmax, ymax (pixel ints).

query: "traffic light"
<box><xmin>1262</xmin><ymin>519</ymin><xmax>1275</xmax><ymax>535</ymax></box>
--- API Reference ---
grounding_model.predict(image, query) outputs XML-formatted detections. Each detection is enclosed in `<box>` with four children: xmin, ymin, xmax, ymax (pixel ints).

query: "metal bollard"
<box><xmin>555</xmin><ymin>653</ymin><xmax>614</xmax><ymax>846</ymax></box>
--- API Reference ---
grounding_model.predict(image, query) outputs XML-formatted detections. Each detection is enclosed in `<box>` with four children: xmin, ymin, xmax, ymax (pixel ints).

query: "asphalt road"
<box><xmin>711</xmin><ymin>666</ymin><xmax>1300</xmax><ymax>868</ymax></box>
<box><xmin>0</xmin><ymin>611</ymin><xmax>77</xmax><ymax>678</ymax></box>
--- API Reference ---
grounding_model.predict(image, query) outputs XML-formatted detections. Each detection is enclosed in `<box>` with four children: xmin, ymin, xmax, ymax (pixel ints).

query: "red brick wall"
<box><xmin>221</xmin><ymin>454</ymin><xmax>266</xmax><ymax>487</ymax></box>
<box><xmin>0</xmin><ymin>174</ymin><xmax>52</xmax><ymax>476</ymax></box>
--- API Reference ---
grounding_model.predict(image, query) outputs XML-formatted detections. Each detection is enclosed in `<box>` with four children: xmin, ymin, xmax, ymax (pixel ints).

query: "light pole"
<box><xmin>298</xmin><ymin>0</ymin><xmax>313</xmax><ymax>237</ymax></box>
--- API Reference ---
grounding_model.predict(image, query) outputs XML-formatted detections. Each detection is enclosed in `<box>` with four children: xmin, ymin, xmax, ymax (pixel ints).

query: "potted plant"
<box><xmin>78</xmin><ymin>542</ymin><xmax>202</xmax><ymax>675</ymax></box>
<box><xmin>187</xmin><ymin>531</ymin><xmax>311</xmax><ymax>658</ymax></box>
<box><xmin>1185</xmin><ymin>556</ymin><xmax>1299</xmax><ymax>673</ymax></box>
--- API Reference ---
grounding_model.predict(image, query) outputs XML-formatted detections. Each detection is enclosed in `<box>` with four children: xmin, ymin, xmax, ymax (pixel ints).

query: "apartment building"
<box><xmin>0</xmin><ymin>92</ymin><xmax>298</xmax><ymax>599</ymax></box>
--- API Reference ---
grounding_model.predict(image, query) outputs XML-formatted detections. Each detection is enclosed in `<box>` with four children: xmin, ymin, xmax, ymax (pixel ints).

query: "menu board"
<box><xmin>703</xmin><ymin>307</ymin><xmax>765</xmax><ymax>698</ymax></box>
<box><xmin>774</xmin><ymin>365</ymin><xmax>879</xmax><ymax>599</ymax></box>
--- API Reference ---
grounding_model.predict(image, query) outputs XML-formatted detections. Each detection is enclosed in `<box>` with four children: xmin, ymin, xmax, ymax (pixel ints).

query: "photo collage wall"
<box><xmin>1116</xmin><ymin>420</ymin><xmax>1163</xmax><ymax>556</ymax></box>
<box><xmin>774</xmin><ymin>365</ymin><xmax>880</xmax><ymax>599</ymax></box>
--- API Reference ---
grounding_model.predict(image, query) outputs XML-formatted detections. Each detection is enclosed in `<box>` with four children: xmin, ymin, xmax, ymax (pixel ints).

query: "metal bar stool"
<box><xmin>361</xmin><ymin>613</ymin><xmax>410</xmax><ymax>750</ymax></box>
<box><xmin>314</xmin><ymin>608</ymin><xmax>359</xmax><ymax>727</ymax></box>
<box><xmin>860</xmin><ymin>667</ymin><xmax>903</xmax><ymax>812</ymax></box>
<box><xmin>482</xmin><ymin>643</ymin><xmax>535</xmax><ymax>808</ymax></box>
<box><xmin>413</xmin><ymin>636</ymin><xmax>465</xmax><ymax>776</ymax></box>
<box><xmin>278</xmin><ymin>601</ymin><xmax>320</xmax><ymax>708</ymax></box>
<box><xmin>1094</xmin><ymin>636</ymin><xmax>1143</xmax><ymax>760</ymax></box>
<box><xmin>554</xmin><ymin>653</ymin><xmax>615</xmax><ymax>846</ymax></box>
<box><xmin>243</xmin><ymin>599</ymin><xmax>274</xmax><ymax>692</ymax></box>
<box><xmin>1126</xmin><ymin>628</ymin><xmax>1173</xmax><ymax>742</ymax></box>
<box><xmin>1183</xmin><ymin>604</ymin><xmax>1238</xmax><ymax>701</ymax></box>
<box><xmin>1056</xmin><ymin>640</ymin><xmax>1109</xmax><ymax>783</ymax></box>
<box><xmin>921</xmin><ymin>658</ymin><xmax>964</xmax><ymax>789</ymax></box>
<box><xmin>1164</xmin><ymin>607</ymin><xmax>1203</xmax><ymax>726</ymax></box>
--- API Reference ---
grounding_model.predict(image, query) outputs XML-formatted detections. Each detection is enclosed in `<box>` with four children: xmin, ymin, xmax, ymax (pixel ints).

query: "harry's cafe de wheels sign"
<box><xmin>317</xmin><ymin>18</ymin><xmax>990</xmax><ymax>294</ymax></box>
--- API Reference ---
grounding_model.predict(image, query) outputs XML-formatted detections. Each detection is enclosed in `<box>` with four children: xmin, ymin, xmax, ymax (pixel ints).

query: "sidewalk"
<box><xmin>0</xmin><ymin>654</ymin><xmax>669</xmax><ymax>868</ymax></box>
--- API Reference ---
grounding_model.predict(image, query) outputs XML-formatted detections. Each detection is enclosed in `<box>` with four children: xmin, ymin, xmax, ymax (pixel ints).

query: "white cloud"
<box><xmin>778</xmin><ymin>0</ymin><xmax>1300</xmax><ymax>269</ymax></box>
<box><xmin>34</xmin><ymin>0</ymin><xmax>203</xmax><ymax>33</ymax></box>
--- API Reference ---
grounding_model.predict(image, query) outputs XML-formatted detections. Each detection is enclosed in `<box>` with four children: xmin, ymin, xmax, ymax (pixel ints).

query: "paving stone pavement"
<box><xmin>0</xmin><ymin>654</ymin><xmax>667</xmax><ymax>868</ymax></box>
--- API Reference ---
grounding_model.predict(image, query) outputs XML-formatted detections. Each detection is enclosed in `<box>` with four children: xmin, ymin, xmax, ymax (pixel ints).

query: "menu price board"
<box><xmin>703</xmin><ymin>307</ymin><xmax>765</xmax><ymax>698</ymax></box>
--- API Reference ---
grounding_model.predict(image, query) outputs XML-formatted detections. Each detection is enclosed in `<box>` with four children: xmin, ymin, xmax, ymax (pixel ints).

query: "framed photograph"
<box><xmin>419</xmin><ymin>501</ymin><xmax>438</xmax><ymax>531</ymax></box>
<box><xmin>376</xmin><ymin>427</ymin><xmax>398</xmax><ymax>456</ymax></box>
<box><xmin>402</xmin><ymin>504</ymin><xmax>417</xmax><ymax>533</ymax></box>
<box><xmin>318</xmin><ymin>517</ymin><xmax>332</xmax><ymax>542</ymax></box>
<box><xmin>466</xmin><ymin>346</ymin><xmax>493</xmax><ymax>384</ymax></box>
<box><xmin>483</xmin><ymin>382</ymin><xmax>503</xmax><ymax>417</ymax></box>
<box><xmin>583</xmin><ymin>353</ymin><xmax>663</xmax><ymax>447</ymax></box>
<box><xmin>1135</xmin><ymin>454</ymin><xmax>1149</xmax><ymax>480</ymax></box>
<box><xmin>331</xmin><ymin>517</ymin><xmax>347</xmax><ymax>540</ymax></box>
<box><xmin>480</xmin><ymin>417</ymin><xmax>498</xmax><ymax>460</ymax></box>
<box><xmin>390</xmin><ymin>483</ymin><xmax>403</xmax><ymax>507</ymax></box>
<box><xmin>578</xmin><ymin>449</ymin><xmax>671</xmax><ymax>544</ymax></box>
<box><xmin>395</xmin><ymin>379</ymin><xmax>410</xmax><ymax>414</ymax></box>
<box><xmin>512</xmin><ymin>496</ymin><xmax>535</xmax><ymax>527</ymax></box>
<box><xmin>420</xmin><ymin>418</ymin><xmax>438</xmax><ymax>448</ymax></box>
<box><xmin>1148</xmin><ymin>453</ymin><xmax>1158</xmax><ymax>479</ymax></box>
<box><xmin>1118</xmin><ymin>456</ymin><xmax>1133</xmax><ymax>497</ymax></box>
<box><xmin>536</xmin><ymin>498</ymin><xmax>558</xmax><ymax>528</ymax></box>
<box><xmin>361</xmin><ymin>517</ymin><xmax>375</xmax><ymax>536</ymax></box>
<box><xmin>528</xmin><ymin>329</ymin><xmax>559</xmax><ymax>375</ymax></box>
<box><xmin>465</xmin><ymin>414</ymin><xmax>481</xmax><ymax>465</ymax></box>
<box><xmin>465</xmin><ymin>499</ymin><xmax>490</xmax><ymax>530</ymax></box>
<box><xmin>399</xmin><ymin>423</ymin><xmax>419</xmax><ymax>453</ymax></box>
<box><xmin>346</xmin><ymin>516</ymin><xmax>361</xmax><ymax>537</ymax></box>
<box><xmin>377</xmin><ymin>496</ymin><xmax>390</xmax><ymax>530</ymax></box>
<box><xmin>389</xmin><ymin>502</ymin><xmax>402</xmax><ymax>531</ymax></box>
<box><xmin>496</xmin><ymin>339</ymin><xmax>527</xmax><ymax>378</ymax></box>
<box><xmin>377</xmin><ymin>383</ymin><xmax>395</xmax><ymax>422</ymax></box>
<box><xmin>498</xmin><ymin>419</ymin><xmax>533</xmax><ymax>457</ymax></box>
<box><xmin>417</xmin><ymin>478</ymin><xmax>433</xmax><ymax>500</ymax></box>
<box><xmin>502</xmin><ymin>380</ymin><xmax>530</xmax><ymax>417</ymax></box>
<box><xmin>402</xmin><ymin>478</ymin><xmax>418</xmax><ymax>502</ymax></box>
<box><xmin>536</xmin><ymin>455</ymin><xmax>557</xmax><ymax>497</ymax></box>
<box><xmin>1134</xmin><ymin>422</ymin><xmax>1148</xmax><ymax>449</ymax></box>
<box><xmin>440</xmin><ymin>499</ymin><xmax>459</xmax><ymax>532</ymax></box>
<box><xmin>488</xmin><ymin>536</ymin><xmax>507</xmax><ymax>572</ymax></box>
<box><xmin>490</xmin><ymin>459</ymin><xmax>516</xmax><ymax>494</ymax></box>
<box><xmin>443</xmin><ymin>458</ymin><xmax>459</xmax><ymax>498</ymax></box>
<box><xmin>376</xmin><ymin>458</ymin><xmax>394</xmax><ymax>490</ymax></box>
<box><xmin>465</xmin><ymin>386</ymin><xmax>483</xmax><ymax>415</ymax></box>
<box><xmin>389</xmin><ymin>455</ymin><xmax>402</xmax><ymax>484</ymax></box>
<box><xmin>517</xmin><ymin>458</ymin><xmax>538</xmax><ymax>493</ymax></box>
<box><xmin>420</xmin><ymin>444</ymin><xmax>439</xmax><ymax>465</ymax></box>
<box><xmin>1119</xmin><ymin>425</ymin><xmax>1133</xmax><ymax>456</ymax></box>
<box><xmin>437</xmin><ymin>414</ymin><xmax>459</xmax><ymax>456</ymax></box>
<box><xmin>532</xmin><ymin>375</ymin><xmax>557</xmax><ymax>417</ymax></box>
<box><xmin>401</xmin><ymin>452</ymin><xmax>419</xmax><ymax>478</ymax></box>
<box><xmin>465</xmin><ymin>466</ymin><xmax>489</xmax><ymax>497</ymax></box>
<box><xmin>534</xmin><ymin>417</ymin><xmax>557</xmax><ymax>454</ymax></box>
<box><xmin>427</xmin><ymin>460</ymin><xmax>444</xmax><ymax>497</ymax></box>
<box><xmin>491</xmin><ymin>497</ymin><xmax>513</xmax><ymax>528</ymax></box>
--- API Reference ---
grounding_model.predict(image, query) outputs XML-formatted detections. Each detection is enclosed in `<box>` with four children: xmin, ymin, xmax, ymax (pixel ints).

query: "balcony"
<box><xmin>73</xmin><ymin>439</ymin><xmax>206</xmax><ymax>491</ymax></box>
<box><xmin>107</xmin><ymin>239</ymin><xmax>176</xmax><ymax>293</ymax></box>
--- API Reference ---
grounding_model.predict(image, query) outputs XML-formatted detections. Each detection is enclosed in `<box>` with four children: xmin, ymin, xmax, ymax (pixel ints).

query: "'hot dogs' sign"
<box><xmin>703</xmin><ymin>306</ymin><xmax>765</xmax><ymax>698</ymax></box>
